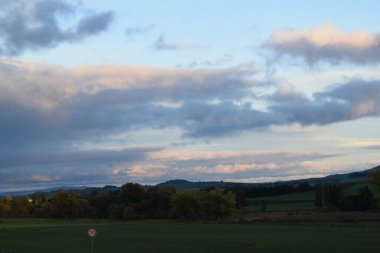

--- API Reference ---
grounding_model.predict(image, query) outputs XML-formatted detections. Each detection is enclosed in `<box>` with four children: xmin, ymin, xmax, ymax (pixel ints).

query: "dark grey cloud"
<box><xmin>0</xmin><ymin>0</ymin><xmax>114</xmax><ymax>56</ymax></box>
<box><xmin>266</xmin><ymin>24</ymin><xmax>380</xmax><ymax>65</ymax></box>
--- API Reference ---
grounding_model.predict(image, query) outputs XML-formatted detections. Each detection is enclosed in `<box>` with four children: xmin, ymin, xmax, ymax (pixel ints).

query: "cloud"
<box><xmin>1</xmin><ymin>59</ymin><xmax>380</xmax><ymax>152</ymax></box>
<box><xmin>0</xmin><ymin>148</ymin><xmax>344</xmax><ymax>191</ymax></box>
<box><xmin>0</xmin><ymin>59</ymin><xmax>259</xmax><ymax>149</ymax></box>
<box><xmin>153</xmin><ymin>35</ymin><xmax>205</xmax><ymax>51</ymax></box>
<box><xmin>186</xmin><ymin>53</ymin><xmax>233</xmax><ymax>68</ymax></box>
<box><xmin>338</xmin><ymin>139</ymin><xmax>380</xmax><ymax>149</ymax></box>
<box><xmin>116</xmin><ymin>149</ymin><xmax>348</xmax><ymax>183</ymax></box>
<box><xmin>0</xmin><ymin>0</ymin><xmax>114</xmax><ymax>56</ymax></box>
<box><xmin>125</xmin><ymin>24</ymin><xmax>155</xmax><ymax>38</ymax></box>
<box><xmin>268</xmin><ymin>79</ymin><xmax>380</xmax><ymax>125</ymax></box>
<box><xmin>0</xmin><ymin>146</ymin><xmax>161</xmax><ymax>191</ymax></box>
<box><xmin>1</xmin><ymin>58</ymin><xmax>378</xmax><ymax>189</ymax></box>
<box><xmin>266</xmin><ymin>24</ymin><xmax>380</xmax><ymax>65</ymax></box>
<box><xmin>76</xmin><ymin>11</ymin><xmax>114</xmax><ymax>36</ymax></box>
<box><xmin>153</xmin><ymin>35</ymin><xmax>182</xmax><ymax>50</ymax></box>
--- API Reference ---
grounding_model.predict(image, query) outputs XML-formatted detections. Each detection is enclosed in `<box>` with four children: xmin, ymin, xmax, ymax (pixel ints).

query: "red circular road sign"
<box><xmin>87</xmin><ymin>228</ymin><xmax>97</xmax><ymax>238</ymax></box>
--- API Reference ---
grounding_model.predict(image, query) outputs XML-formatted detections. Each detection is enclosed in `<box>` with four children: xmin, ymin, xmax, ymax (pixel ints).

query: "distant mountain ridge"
<box><xmin>1</xmin><ymin>165</ymin><xmax>379</xmax><ymax>197</ymax></box>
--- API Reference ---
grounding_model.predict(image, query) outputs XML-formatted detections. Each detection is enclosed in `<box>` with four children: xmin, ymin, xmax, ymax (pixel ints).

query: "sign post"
<box><xmin>87</xmin><ymin>228</ymin><xmax>97</xmax><ymax>253</ymax></box>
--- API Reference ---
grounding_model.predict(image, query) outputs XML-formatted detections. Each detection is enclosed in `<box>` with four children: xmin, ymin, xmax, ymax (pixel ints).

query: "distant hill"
<box><xmin>284</xmin><ymin>165</ymin><xmax>379</xmax><ymax>186</ymax></box>
<box><xmin>155</xmin><ymin>165</ymin><xmax>380</xmax><ymax>190</ymax></box>
<box><xmin>1</xmin><ymin>165</ymin><xmax>379</xmax><ymax>197</ymax></box>
<box><xmin>155</xmin><ymin>179</ymin><xmax>247</xmax><ymax>189</ymax></box>
<box><xmin>0</xmin><ymin>186</ymin><xmax>87</xmax><ymax>197</ymax></box>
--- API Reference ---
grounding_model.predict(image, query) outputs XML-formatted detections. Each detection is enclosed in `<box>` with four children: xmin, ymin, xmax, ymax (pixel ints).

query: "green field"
<box><xmin>246</xmin><ymin>201</ymin><xmax>315</xmax><ymax>211</ymax></box>
<box><xmin>251</xmin><ymin>191</ymin><xmax>315</xmax><ymax>202</ymax></box>
<box><xmin>247</xmin><ymin>191</ymin><xmax>315</xmax><ymax>211</ymax></box>
<box><xmin>1</xmin><ymin>219</ymin><xmax>380</xmax><ymax>253</ymax></box>
<box><xmin>343</xmin><ymin>182</ymin><xmax>379</xmax><ymax>197</ymax></box>
<box><xmin>246</xmin><ymin>182</ymin><xmax>380</xmax><ymax>211</ymax></box>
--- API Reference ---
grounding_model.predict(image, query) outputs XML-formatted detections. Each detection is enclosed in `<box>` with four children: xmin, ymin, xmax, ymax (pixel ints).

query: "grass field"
<box><xmin>246</xmin><ymin>201</ymin><xmax>314</xmax><ymax>211</ymax></box>
<box><xmin>1</xmin><ymin>219</ymin><xmax>380</xmax><ymax>253</ymax></box>
<box><xmin>246</xmin><ymin>182</ymin><xmax>380</xmax><ymax>212</ymax></box>
<box><xmin>247</xmin><ymin>191</ymin><xmax>315</xmax><ymax>211</ymax></box>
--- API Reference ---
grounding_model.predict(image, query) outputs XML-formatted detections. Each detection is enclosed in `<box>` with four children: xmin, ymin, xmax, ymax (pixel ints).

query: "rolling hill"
<box><xmin>1</xmin><ymin>165</ymin><xmax>379</xmax><ymax>197</ymax></box>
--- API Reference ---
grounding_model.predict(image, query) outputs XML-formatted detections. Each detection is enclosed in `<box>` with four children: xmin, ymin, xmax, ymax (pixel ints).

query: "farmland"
<box><xmin>1</xmin><ymin>219</ymin><xmax>380</xmax><ymax>253</ymax></box>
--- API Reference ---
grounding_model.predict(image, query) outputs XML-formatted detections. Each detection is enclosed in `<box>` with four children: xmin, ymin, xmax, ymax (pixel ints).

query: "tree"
<box><xmin>121</xmin><ymin>183</ymin><xmax>146</xmax><ymax>204</ymax></box>
<box><xmin>11</xmin><ymin>197</ymin><xmax>31</xmax><ymax>216</ymax></box>
<box><xmin>107</xmin><ymin>203</ymin><xmax>126</xmax><ymax>219</ymax></box>
<box><xmin>142</xmin><ymin>187</ymin><xmax>176</xmax><ymax>218</ymax></box>
<box><xmin>370</xmin><ymin>169</ymin><xmax>380</xmax><ymax>208</ymax></box>
<box><xmin>203</xmin><ymin>189</ymin><xmax>236</xmax><ymax>219</ymax></box>
<box><xmin>88</xmin><ymin>194</ymin><xmax>115</xmax><ymax>218</ymax></box>
<box><xmin>0</xmin><ymin>196</ymin><xmax>13</xmax><ymax>216</ymax></box>
<box><xmin>227</xmin><ymin>186</ymin><xmax>247</xmax><ymax>208</ymax></box>
<box><xmin>323</xmin><ymin>184</ymin><xmax>343</xmax><ymax>210</ymax></box>
<box><xmin>169</xmin><ymin>190</ymin><xmax>203</xmax><ymax>219</ymax></box>
<box><xmin>314</xmin><ymin>181</ymin><xmax>323</xmax><ymax>208</ymax></box>
<box><xmin>50</xmin><ymin>190</ymin><xmax>89</xmax><ymax>218</ymax></box>
<box><xmin>370</xmin><ymin>169</ymin><xmax>380</xmax><ymax>188</ymax></box>
<box><xmin>29</xmin><ymin>193</ymin><xmax>47</xmax><ymax>217</ymax></box>
<box><xmin>340</xmin><ymin>186</ymin><xmax>376</xmax><ymax>211</ymax></box>
<box><xmin>169</xmin><ymin>189</ymin><xmax>236</xmax><ymax>220</ymax></box>
<box><xmin>0</xmin><ymin>202</ymin><xmax>7</xmax><ymax>217</ymax></box>
<box><xmin>123</xmin><ymin>205</ymin><xmax>138</xmax><ymax>220</ymax></box>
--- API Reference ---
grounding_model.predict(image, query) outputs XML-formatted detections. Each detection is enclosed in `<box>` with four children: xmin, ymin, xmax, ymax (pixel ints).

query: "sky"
<box><xmin>0</xmin><ymin>0</ymin><xmax>380</xmax><ymax>192</ymax></box>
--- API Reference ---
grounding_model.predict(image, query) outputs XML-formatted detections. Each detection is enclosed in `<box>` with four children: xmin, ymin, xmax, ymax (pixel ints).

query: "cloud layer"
<box><xmin>266</xmin><ymin>24</ymin><xmax>380</xmax><ymax>65</ymax></box>
<box><xmin>0</xmin><ymin>59</ymin><xmax>379</xmax><ymax>189</ymax></box>
<box><xmin>0</xmin><ymin>147</ymin><xmax>352</xmax><ymax>191</ymax></box>
<box><xmin>1</xmin><ymin>59</ymin><xmax>379</xmax><ymax>152</ymax></box>
<box><xmin>0</xmin><ymin>0</ymin><xmax>114</xmax><ymax>56</ymax></box>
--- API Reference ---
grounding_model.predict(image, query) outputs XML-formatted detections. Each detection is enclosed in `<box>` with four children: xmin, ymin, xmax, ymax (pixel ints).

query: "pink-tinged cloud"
<box><xmin>266</xmin><ymin>24</ymin><xmax>380</xmax><ymax>65</ymax></box>
<box><xmin>1</xmin><ymin>59</ymin><xmax>380</xmax><ymax>149</ymax></box>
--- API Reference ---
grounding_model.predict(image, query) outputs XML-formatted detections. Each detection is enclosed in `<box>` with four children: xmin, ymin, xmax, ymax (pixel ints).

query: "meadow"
<box><xmin>246</xmin><ymin>182</ymin><xmax>380</xmax><ymax>212</ymax></box>
<box><xmin>1</xmin><ymin>219</ymin><xmax>380</xmax><ymax>253</ymax></box>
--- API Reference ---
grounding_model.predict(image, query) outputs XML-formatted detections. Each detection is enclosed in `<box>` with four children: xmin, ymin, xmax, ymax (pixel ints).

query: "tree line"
<box><xmin>314</xmin><ymin>183</ymin><xmax>377</xmax><ymax>211</ymax></box>
<box><xmin>314</xmin><ymin>170</ymin><xmax>380</xmax><ymax>211</ymax></box>
<box><xmin>0</xmin><ymin>184</ymin><xmax>236</xmax><ymax>220</ymax></box>
<box><xmin>1</xmin><ymin>170</ymin><xmax>379</xmax><ymax>219</ymax></box>
<box><xmin>0</xmin><ymin>182</ymin><xmax>316</xmax><ymax>220</ymax></box>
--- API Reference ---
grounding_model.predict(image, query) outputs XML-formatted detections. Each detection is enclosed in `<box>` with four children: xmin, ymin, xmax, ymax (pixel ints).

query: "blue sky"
<box><xmin>0</xmin><ymin>0</ymin><xmax>379</xmax><ymax>191</ymax></box>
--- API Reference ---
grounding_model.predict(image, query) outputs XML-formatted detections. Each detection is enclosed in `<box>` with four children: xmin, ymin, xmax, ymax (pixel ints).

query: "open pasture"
<box><xmin>0</xmin><ymin>219</ymin><xmax>379</xmax><ymax>253</ymax></box>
